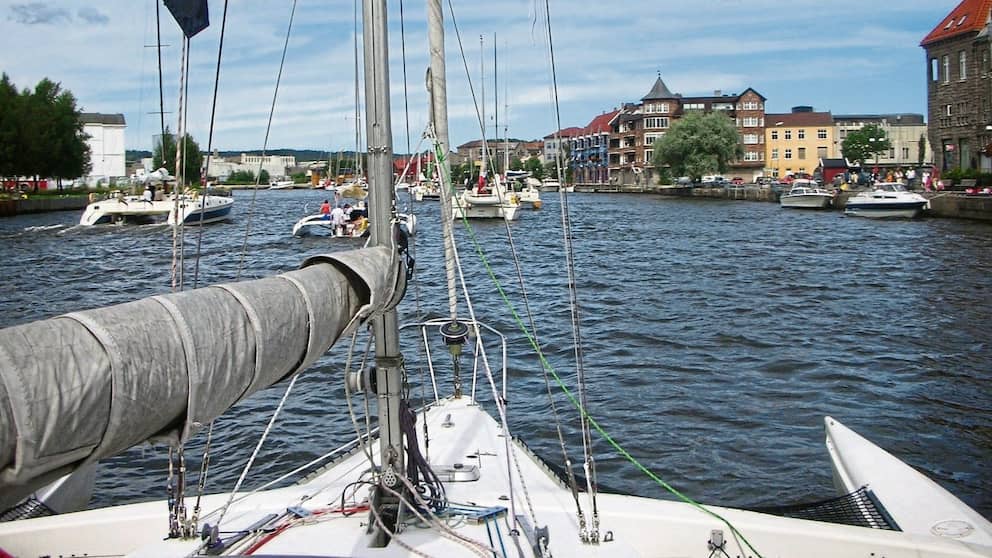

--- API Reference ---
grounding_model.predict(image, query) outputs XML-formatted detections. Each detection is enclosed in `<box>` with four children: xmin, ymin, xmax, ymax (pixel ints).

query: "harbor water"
<box><xmin>0</xmin><ymin>190</ymin><xmax>989</xmax><ymax>519</ymax></box>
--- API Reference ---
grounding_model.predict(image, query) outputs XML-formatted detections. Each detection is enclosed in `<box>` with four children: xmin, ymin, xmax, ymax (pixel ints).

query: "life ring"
<box><xmin>632</xmin><ymin>167</ymin><xmax>643</xmax><ymax>174</ymax></box>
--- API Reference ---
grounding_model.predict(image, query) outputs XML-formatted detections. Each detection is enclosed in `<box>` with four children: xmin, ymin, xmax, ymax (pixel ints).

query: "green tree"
<box><xmin>918</xmin><ymin>134</ymin><xmax>926</xmax><ymax>167</ymax></box>
<box><xmin>523</xmin><ymin>157</ymin><xmax>544</xmax><ymax>180</ymax></box>
<box><xmin>48</xmin><ymin>87</ymin><xmax>90</xmax><ymax>188</ymax></box>
<box><xmin>509</xmin><ymin>156</ymin><xmax>523</xmax><ymax>171</ymax></box>
<box><xmin>259</xmin><ymin>169</ymin><xmax>270</xmax><ymax>184</ymax></box>
<box><xmin>153</xmin><ymin>128</ymin><xmax>203</xmax><ymax>186</ymax></box>
<box><xmin>841</xmin><ymin>124</ymin><xmax>890</xmax><ymax>167</ymax></box>
<box><xmin>652</xmin><ymin>111</ymin><xmax>742</xmax><ymax>180</ymax></box>
<box><xmin>0</xmin><ymin>74</ymin><xmax>20</xmax><ymax>180</ymax></box>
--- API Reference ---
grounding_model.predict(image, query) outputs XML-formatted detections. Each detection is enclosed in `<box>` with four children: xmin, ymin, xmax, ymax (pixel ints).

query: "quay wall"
<box><xmin>0</xmin><ymin>196</ymin><xmax>88</xmax><ymax>217</ymax></box>
<box><xmin>574</xmin><ymin>182</ymin><xmax>992</xmax><ymax>222</ymax></box>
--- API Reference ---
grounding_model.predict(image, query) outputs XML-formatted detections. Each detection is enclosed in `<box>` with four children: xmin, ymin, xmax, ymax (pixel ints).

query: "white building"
<box><xmin>81</xmin><ymin>113</ymin><xmax>126</xmax><ymax>180</ymax></box>
<box><xmin>834</xmin><ymin>114</ymin><xmax>932</xmax><ymax>169</ymax></box>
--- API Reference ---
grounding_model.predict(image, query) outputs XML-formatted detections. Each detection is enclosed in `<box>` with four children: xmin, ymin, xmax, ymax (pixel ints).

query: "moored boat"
<box><xmin>780</xmin><ymin>179</ymin><xmax>834</xmax><ymax>209</ymax></box>
<box><xmin>843</xmin><ymin>182</ymin><xmax>928</xmax><ymax>219</ymax></box>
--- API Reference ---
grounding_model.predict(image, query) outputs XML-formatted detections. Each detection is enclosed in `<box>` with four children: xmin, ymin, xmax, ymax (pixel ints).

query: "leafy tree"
<box><xmin>918</xmin><ymin>134</ymin><xmax>926</xmax><ymax>167</ymax></box>
<box><xmin>509</xmin><ymin>156</ymin><xmax>523</xmax><ymax>171</ymax></box>
<box><xmin>841</xmin><ymin>124</ymin><xmax>890</xmax><ymax>167</ymax></box>
<box><xmin>153</xmin><ymin>128</ymin><xmax>203</xmax><ymax>186</ymax></box>
<box><xmin>259</xmin><ymin>169</ymin><xmax>270</xmax><ymax>184</ymax></box>
<box><xmin>48</xmin><ymin>87</ymin><xmax>90</xmax><ymax>188</ymax></box>
<box><xmin>0</xmin><ymin>74</ymin><xmax>20</xmax><ymax>180</ymax></box>
<box><xmin>523</xmin><ymin>156</ymin><xmax>544</xmax><ymax>180</ymax></box>
<box><xmin>652</xmin><ymin>111</ymin><xmax>742</xmax><ymax>180</ymax></box>
<box><xmin>225</xmin><ymin>170</ymin><xmax>255</xmax><ymax>184</ymax></box>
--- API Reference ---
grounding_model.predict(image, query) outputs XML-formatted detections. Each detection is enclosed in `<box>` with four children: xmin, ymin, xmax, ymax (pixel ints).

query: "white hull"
<box><xmin>291</xmin><ymin>214</ymin><xmax>368</xmax><ymax>237</ymax></box>
<box><xmin>844</xmin><ymin>205</ymin><xmax>925</xmax><ymax>219</ymax></box>
<box><xmin>80</xmin><ymin>194</ymin><xmax>233</xmax><ymax>226</ymax></box>
<box><xmin>780</xmin><ymin>194</ymin><xmax>832</xmax><ymax>209</ymax></box>
<box><xmin>452</xmin><ymin>190</ymin><xmax>520</xmax><ymax>220</ymax></box>
<box><xmin>1</xmin><ymin>399</ymin><xmax>989</xmax><ymax>557</ymax></box>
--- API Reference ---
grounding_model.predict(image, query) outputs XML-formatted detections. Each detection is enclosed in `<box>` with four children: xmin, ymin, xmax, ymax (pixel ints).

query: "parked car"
<box><xmin>700</xmin><ymin>175</ymin><xmax>726</xmax><ymax>185</ymax></box>
<box><xmin>756</xmin><ymin>176</ymin><xmax>773</xmax><ymax>186</ymax></box>
<box><xmin>731</xmin><ymin>177</ymin><xmax>744</xmax><ymax>185</ymax></box>
<box><xmin>676</xmin><ymin>176</ymin><xmax>693</xmax><ymax>186</ymax></box>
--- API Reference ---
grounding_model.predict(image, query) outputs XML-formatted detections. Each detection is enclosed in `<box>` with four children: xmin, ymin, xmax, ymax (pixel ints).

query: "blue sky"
<box><xmin>0</xmin><ymin>0</ymin><xmax>959</xmax><ymax>153</ymax></box>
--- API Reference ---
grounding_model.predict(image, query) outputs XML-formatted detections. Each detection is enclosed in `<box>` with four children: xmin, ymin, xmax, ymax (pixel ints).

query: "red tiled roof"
<box><xmin>543</xmin><ymin>126</ymin><xmax>583</xmax><ymax>139</ymax></box>
<box><xmin>766</xmin><ymin>112</ymin><xmax>833</xmax><ymax>127</ymax></box>
<box><xmin>921</xmin><ymin>0</ymin><xmax>992</xmax><ymax>46</ymax></box>
<box><xmin>584</xmin><ymin>110</ymin><xmax>620</xmax><ymax>134</ymax></box>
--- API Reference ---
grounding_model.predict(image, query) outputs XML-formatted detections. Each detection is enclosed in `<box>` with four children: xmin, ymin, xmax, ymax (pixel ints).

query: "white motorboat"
<box><xmin>844</xmin><ymin>182</ymin><xmax>929</xmax><ymax>219</ymax></box>
<box><xmin>79</xmin><ymin>190</ymin><xmax>233</xmax><ymax>226</ymax></box>
<box><xmin>268</xmin><ymin>180</ymin><xmax>294</xmax><ymax>189</ymax></box>
<box><xmin>2</xmin><ymin>2</ymin><xmax>990</xmax><ymax>558</ymax></box>
<box><xmin>779</xmin><ymin>179</ymin><xmax>834</xmax><ymax>209</ymax></box>
<box><xmin>291</xmin><ymin>212</ymin><xmax>369</xmax><ymax>237</ymax></box>
<box><xmin>510</xmin><ymin>176</ymin><xmax>542</xmax><ymax>208</ymax></box>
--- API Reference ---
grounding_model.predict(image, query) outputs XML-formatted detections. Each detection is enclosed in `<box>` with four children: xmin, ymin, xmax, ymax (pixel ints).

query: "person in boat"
<box><xmin>477</xmin><ymin>174</ymin><xmax>488</xmax><ymax>195</ymax></box>
<box><xmin>141</xmin><ymin>186</ymin><xmax>153</xmax><ymax>204</ymax></box>
<box><xmin>330</xmin><ymin>204</ymin><xmax>346</xmax><ymax>235</ymax></box>
<box><xmin>319</xmin><ymin>199</ymin><xmax>331</xmax><ymax>220</ymax></box>
<box><xmin>343</xmin><ymin>203</ymin><xmax>353</xmax><ymax>220</ymax></box>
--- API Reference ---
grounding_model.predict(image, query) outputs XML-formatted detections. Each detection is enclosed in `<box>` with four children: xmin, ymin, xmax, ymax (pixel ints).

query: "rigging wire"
<box><xmin>534</xmin><ymin>0</ymin><xmax>601</xmax><ymax>541</ymax></box>
<box><xmin>236</xmin><ymin>0</ymin><xmax>298</xmax><ymax>279</ymax></box>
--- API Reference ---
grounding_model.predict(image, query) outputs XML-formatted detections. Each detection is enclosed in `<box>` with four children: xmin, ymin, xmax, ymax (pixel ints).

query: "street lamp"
<box><xmin>868</xmin><ymin>137</ymin><xmax>880</xmax><ymax>183</ymax></box>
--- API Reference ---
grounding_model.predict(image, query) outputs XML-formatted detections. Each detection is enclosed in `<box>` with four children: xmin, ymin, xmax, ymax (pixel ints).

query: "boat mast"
<box><xmin>479</xmin><ymin>34</ymin><xmax>487</xmax><ymax>187</ymax></box>
<box><xmin>427</xmin><ymin>0</ymin><xmax>459</xmax><ymax>320</ymax></box>
<box><xmin>362</xmin><ymin>0</ymin><xmax>403</xmax><ymax>544</ymax></box>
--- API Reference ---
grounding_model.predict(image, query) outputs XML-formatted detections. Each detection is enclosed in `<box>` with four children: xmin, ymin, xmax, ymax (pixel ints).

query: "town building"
<box><xmin>81</xmin><ymin>113</ymin><xmax>126</xmax><ymax>181</ymax></box>
<box><xmin>453</xmin><ymin>139</ymin><xmax>544</xmax><ymax>171</ymax></box>
<box><xmin>834</xmin><ymin>114</ymin><xmax>931</xmax><ymax>171</ymax></box>
<box><xmin>543</xmin><ymin>128</ymin><xmax>583</xmax><ymax>169</ymax></box>
<box><xmin>764</xmin><ymin>107</ymin><xmax>835</xmax><ymax>179</ymax></box>
<box><xmin>570</xmin><ymin>110</ymin><xmax>619</xmax><ymax>184</ymax></box>
<box><xmin>203</xmin><ymin>153</ymin><xmax>297</xmax><ymax>181</ymax></box>
<box><xmin>607</xmin><ymin>75</ymin><xmax>767</xmax><ymax>184</ymax></box>
<box><xmin>920</xmin><ymin>0</ymin><xmax>992</xmax><ymax>172</ymax></box>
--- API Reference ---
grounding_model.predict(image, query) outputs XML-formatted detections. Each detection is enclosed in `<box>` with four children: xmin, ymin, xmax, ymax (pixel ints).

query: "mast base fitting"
<box><xmin>440</xmin><ymin>320</ymin><xmax>469</xmax><ymax>345</ymax></box>
<box><xmin>346</xmin><ymin>366</ymin><xmax>377</xmax><ymax>394</ymax></box>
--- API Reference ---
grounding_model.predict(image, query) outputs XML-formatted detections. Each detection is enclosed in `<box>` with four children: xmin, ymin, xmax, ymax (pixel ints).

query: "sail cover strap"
<box><xmin>0</xmin><ymin>247</ymin><xmax>399</xmax><ymax>509</ymax></box>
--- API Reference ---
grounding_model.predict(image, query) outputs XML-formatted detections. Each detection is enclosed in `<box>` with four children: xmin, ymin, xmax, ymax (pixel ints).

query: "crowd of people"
<box><xmin>838</xmin><ymin>166</ymin><xmax>938</xmax><ymax>191</ymax></box>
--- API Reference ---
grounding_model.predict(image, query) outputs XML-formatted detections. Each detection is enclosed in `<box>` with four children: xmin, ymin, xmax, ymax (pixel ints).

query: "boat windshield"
<box><xmin>876</xmin><ymin>182</ymin><xmax>907</xmax><ymax>192</ymax></box>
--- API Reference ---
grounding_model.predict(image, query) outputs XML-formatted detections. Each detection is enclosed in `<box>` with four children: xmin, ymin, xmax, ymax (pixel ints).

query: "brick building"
<box><xmin>607</xmin><ymin>75</ymin><xmax>767</xmax><ymax>183</ymax></box>
<box><xmin>920</xmin><ymin>0</ymin><xmax>992</xmax><ymax>172</ymax></box>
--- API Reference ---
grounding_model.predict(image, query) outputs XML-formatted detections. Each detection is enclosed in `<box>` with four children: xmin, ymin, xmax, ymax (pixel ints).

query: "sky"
<box><xmin>0</xmin><ymin>0</ymin><xmax>962</xmax><ymax>154</ymax></box>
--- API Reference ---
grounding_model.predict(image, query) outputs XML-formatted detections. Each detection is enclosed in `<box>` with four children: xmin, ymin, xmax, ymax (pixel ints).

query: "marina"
<box><xmin>1</xmin><ymin>0</ymin><xmax>991</xmax><ymax>555</ymax></box>
<box><xmin>0</xmin><ymin>190</ymin><xmax>989</xmax><ymax>524</ymax></box>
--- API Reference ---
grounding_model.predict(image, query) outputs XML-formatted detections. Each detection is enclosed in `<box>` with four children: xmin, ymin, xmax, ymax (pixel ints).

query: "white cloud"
<box><xmin>0</xmin><ymin>0</ymin><xmax>959</xmax><ymax>150</ymax></box>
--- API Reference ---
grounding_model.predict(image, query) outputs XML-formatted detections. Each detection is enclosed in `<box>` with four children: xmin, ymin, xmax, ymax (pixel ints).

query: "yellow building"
<box><xmin>764</xmin><ymin>109</ymin><xmax>835</xmax><ymax>179</ymax></box>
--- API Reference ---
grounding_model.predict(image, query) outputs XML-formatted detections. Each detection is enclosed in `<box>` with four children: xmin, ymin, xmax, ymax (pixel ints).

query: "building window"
<box><xmin>771</xmin><ymin>130</ymin><xmax>779</xmax><ymax>140</ymax></box>
<box><xmin>784</xmin><ymin>149</ymin><xmax>793</xmax><ymax>159</ymax></box>
<box><xmin>644</xmin><ymin>117</ymin><xmax>669</xmax><ymax>129</ymax></box>
<box><xmin>798</xmin><ymin>147</ymin><xmax>806</xmax><ymax>160</ymax></box>
<box><xmin>942</xmin><ymin>54</ymin><xmax>950</xmax><ymax>83</ymax></box>
<box><xmin>784</xmin><ymin>130</ymin><xmax>792</xmax><ymax>140</ymax></box>
<box><xmin>644</xmin><ymin>149</ymin><xmax>653</xmax><ymax>163</ymax></box>
<box><xmin>743</xmin><ymin>134</ymin><xmax>759</xmax><ymax>144</ymax></box>
<box><xmin>743</xmin><ymin>151</ymin><xmax>760</xmax><ymax>161</ymax></box>
<box><xmin>901</xmin><ymin>147</ymin><xmax>910</xmax><ymax>160</ymax></box>
<box><xmin>931</xmin><ymin>58</ymin><xmax>939</xmax><ymax>81</ymax></box>
<box><xmin>798</xmin><ymin>130</ymin><xmax>805</xmax><ymax>140</ymax></box>
<box><xmin>741</xmin><ymin>101</ymin><xmax>760</xmax><ymax>110</ymax></box>
<box><xmin>771</xmin><ymin>148</ymin><xmax>779</xmax><ymax>160</ymax></box>
<box><xmin>817</xmin><ymin>129</ymin><xmax>827</xmax><ymax>139</ymax></box>
<box><xmin>742</xmin><ymin>116</ymin><xmax>760</xmax><ymax>127</ymax></box>
<box><xmin>683</xmin><ymin>103</ymin><xmax>705</xmax><ymax>111</ymax></box>
<box><xmin>817</xmin><ymin>146</ymin><xmax>828</xmax><ymax>158</ymax></box>
<box><xmin>946</xmin><ymin>104</ymin><xmax>953</xmax><ymax>116</ymax></box>
<box><xmin>959</xmin><ymin>51</ymin><xmax>967</xmax><ymax>80</ymax></box>
<box><xmin>644</xmin><ymin>133</ymin><xmax>664</xmax><ymax>145</ymax></box>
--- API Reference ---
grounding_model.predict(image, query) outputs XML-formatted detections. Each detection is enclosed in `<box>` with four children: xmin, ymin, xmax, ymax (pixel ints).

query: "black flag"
<box><xmin>164</xmin><ymin>0</ymin><xmax>209</xmax><ymax>39</ymax></box>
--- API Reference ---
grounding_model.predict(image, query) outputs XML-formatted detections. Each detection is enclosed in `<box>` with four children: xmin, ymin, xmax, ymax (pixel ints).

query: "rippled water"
<box><xmin>1</xmin><ymin>190</ymin><xmax>989</xmax><ymax>518</ymax></box>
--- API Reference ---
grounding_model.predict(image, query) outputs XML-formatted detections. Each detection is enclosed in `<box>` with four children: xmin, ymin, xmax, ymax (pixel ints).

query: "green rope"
<box><xmin>432</xmin><ymin>144</ymin><xmax>764</xmax><ymax>558</ymax></box>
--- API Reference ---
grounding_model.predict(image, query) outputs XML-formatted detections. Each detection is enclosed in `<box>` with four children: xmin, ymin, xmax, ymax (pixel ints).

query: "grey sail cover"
<box><xmin>0</xmin><ymin>246</ymin><xmax>400</xmax><ymax>509</ymax></box>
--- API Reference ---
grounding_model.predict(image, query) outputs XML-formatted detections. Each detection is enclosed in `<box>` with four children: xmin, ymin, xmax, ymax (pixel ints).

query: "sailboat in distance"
<box><xmin>1</xmin><ymin>1</ymin><xmax>991</xmax><ymax>556</ymax></box>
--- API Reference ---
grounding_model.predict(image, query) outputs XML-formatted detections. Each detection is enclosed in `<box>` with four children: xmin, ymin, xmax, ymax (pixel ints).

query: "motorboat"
<box><xmin>79</xmin><ymin>190</ymin><xmax>233</xmax><ymax>226</ymax></box>
<box><xmin>510</xmin><ymin>176</ymin><xmax>543</xmax><ymax>208</ymax></box>
<box><xmin>779</xmin><ymin>179</ymin><xmax>834</xmax><ymax>209</ymax></box>
<box><xmin>843</xmin><ymin>182</ymin><xmax>929</xmax><ymax>219</ymax></box>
